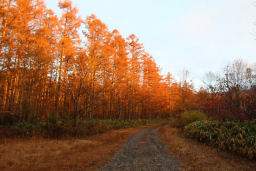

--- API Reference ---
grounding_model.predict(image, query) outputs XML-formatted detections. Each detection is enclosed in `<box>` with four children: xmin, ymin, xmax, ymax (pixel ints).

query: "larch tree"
<box><xmin>83</xmin><ymin>14</ymin><xmax>111</xmax><ymax>118</ymax></box>
<box><xmin>127</xmin><ymin>34</ymin><xmax>143</xmax><ymax>119</ymax></box>
<box><xmin>56</xmin><ymin>0</ymin><xmax>81</xmax><ymax>115</ymax></box>
<box><xmin>110</xmin><ymin>29</ymin><xmax>129</xmax><ymax>119</ymax></box>
<box><xmin>0</xmin><ymin>0</ymin><xmax>18</xmax><ymax>111</ymax></box>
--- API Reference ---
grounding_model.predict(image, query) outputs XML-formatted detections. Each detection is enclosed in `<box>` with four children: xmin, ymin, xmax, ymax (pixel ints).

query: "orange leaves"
<box><xmin>0</xmin><ymin>0</ymin><xmax>200</xmax><ymax>120</ymax></box>
<box><xmin>58</xmin><ymin>0</ymin><xmax>72</xmax><ymax>9</ymax></box>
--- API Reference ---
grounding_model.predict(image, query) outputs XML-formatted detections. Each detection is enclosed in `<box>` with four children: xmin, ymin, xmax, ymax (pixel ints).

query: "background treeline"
<box><xmin>1</xmin><ymin>0</ymin><xmax>256</xmax><ymax>124</ymax></box>
<box><xmin>201</xmin><ymin>60</ymin><xmax>256</xmax><ymax>121</ymax></box>
<box><xmin>0</xmin><ymin>0</ymin><xmax>198</xmax><ymax>122</ymax></box>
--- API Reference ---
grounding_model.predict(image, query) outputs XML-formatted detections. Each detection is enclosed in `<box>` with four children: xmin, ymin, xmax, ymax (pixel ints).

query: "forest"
<box><xmin>1</xmin><ymin>0</ymin><xmax>256</xmax><ymax>123</ymax></box>
<box><xmin>0</xmin><ymin>0</ymin><xmax>199</xmax><ymax>121</ymax></box>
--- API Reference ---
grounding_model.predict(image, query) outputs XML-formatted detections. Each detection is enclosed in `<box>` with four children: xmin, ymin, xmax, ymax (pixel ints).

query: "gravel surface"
<box><xmin>101</xmin><ymin>127</ymin><xmax>181</xmax><ymax>171</ymax></box>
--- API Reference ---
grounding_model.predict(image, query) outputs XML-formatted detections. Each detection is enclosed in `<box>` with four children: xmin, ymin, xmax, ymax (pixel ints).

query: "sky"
<box><xmin>44</xmin><ymin>0</ymin><xmax>256</xmax><ymax>88</ymax></box>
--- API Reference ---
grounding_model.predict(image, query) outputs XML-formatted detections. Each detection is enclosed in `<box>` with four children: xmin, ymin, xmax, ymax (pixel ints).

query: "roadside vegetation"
<box><xmin>167</xmin><ymin>110</ymin><xmax>256</xmax><ymax>161</ymax></box>
<box><xmin>168</xmin><ymin>110</ymin><xmax>208</xmax><ymax>128</ymax></box>
<box><xmin>160</xmin><ymin>126</ymin><xmax>256</xmax><ymax>171</ymax></box>
<box><xmin>165</xmin><ymin>60</ymin><xmax>256</xmax><ymax>161</ymax></box>
<box><xmin>0</xmin><ymin>117</ymin><xmax>164</xmax><ymax>138</ymax></box>
<box><xmin>162</xmin><ymin>109</ymin><xmax>256</xmax><ymax>170</ymax></box>
<box><xmin>184</xmin><ymin>120</ymin><xmax>256</xmax><ymax>159</ymax></box>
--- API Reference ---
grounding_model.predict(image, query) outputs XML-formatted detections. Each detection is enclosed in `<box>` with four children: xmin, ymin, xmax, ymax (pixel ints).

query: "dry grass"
<box><xmin>159</xmin><ymin>127</ymin><xmax>256</xmax><ymax>171</ymax></box>
<box><xmin>0</xmin><ymin>127</ymin><xmax>143</xmax><ymax>171</ymax></box>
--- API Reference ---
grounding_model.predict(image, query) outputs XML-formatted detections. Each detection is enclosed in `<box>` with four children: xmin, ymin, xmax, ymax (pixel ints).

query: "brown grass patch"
<box><xmin>0</xmin><ymin>127</ymin><xmax>143</xmax><ymax>170</ymax></box>
<box><xmin>159</xmin><ymin>127</ymin><xmax>256</xmax><ymax>171</ymax></box>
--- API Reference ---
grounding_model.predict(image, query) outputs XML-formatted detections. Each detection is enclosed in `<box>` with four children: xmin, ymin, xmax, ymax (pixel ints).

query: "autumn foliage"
<box><xmin>1</xmin><ymin>0</ymin><xmax>255</xmax><ymax>124</ymax></box>
<box><xmin>0</xmin><ymin>0</ymin><xmax>198</xmax><ymax>122</ymax></box>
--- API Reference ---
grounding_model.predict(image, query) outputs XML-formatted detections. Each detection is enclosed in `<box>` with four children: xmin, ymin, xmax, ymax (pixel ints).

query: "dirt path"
<box><xmin>102</xmin><ymin>127</ymin><xmax>181</xmax><ymax>171</ymax></box>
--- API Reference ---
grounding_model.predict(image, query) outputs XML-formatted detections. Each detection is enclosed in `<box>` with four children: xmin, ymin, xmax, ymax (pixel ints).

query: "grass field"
<box><xmin>0</xmin><ymin>127</ymin><xmax>143</xmax><ymax>170</ymax></box>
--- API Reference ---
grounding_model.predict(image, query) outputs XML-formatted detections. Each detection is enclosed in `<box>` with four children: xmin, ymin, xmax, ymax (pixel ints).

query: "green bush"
<box><xmin>184</xmin><ymin>120</ymin><xmax>256</xmax><ymax>159</ymax></box>
<box><xmin>181</xmin><ymin>110</ymin><xmax>208</xmax><ymax>125</ymax></box>
<box><xmin>168</xmin><ymin>117</ymin><xmax>184</xmax><ymax>128</ymax></box>
<box><xmin>169</xmin><ymin>111</ymin><xmax>208</xmax><ymax>128</ymax></box>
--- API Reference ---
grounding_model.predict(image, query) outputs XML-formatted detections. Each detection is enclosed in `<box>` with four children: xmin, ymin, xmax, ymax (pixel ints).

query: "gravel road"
<box><xmin>101</xmin><ymin>127</ymin><xmax>181</xmax><ymax>171</ymax></box>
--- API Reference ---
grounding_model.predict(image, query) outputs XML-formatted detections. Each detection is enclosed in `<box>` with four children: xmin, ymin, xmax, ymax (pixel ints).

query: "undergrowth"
<box><xmin>0</xmin><ymin>118</ymin><xmax>164</xmax><ymax>139</ymax></box>
<box><xmin>184</xmin><ymin>120</ymin><xmax>256</xmax><ymax>160</ymax></box>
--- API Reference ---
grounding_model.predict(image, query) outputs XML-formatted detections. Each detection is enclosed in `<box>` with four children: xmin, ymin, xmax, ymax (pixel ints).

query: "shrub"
<box><xmin>0</xmin><ymin>119</ymin><xmax>142</xmax><ymax>138</ymax></box>
<box><xmin>169</xmin><ymin>111</ymin><xmax>208</xmax><ymax>128</ymax></box>
<box><xmin>181</xmin><ymin>110</ymin><xmax>208</xmax><ymax>125</ymax></box>
<box><xmin>0</xmin><ymin>111</ymin><xmax>21</xmax><ymax>125</ymax></box>
<box><xmin>0</xmin><ymin>118</ymin><xmax>164</xmax><ymax>138</ymax></box>
<box><xmin>184</xmin><ymin>120</ymin><xmax>256</xmax><ymax>159</ymax></box>
<box><xmin>168</xmin><ymin>117</ymin><xmax>184</xmax><ymax>128</ymax></box>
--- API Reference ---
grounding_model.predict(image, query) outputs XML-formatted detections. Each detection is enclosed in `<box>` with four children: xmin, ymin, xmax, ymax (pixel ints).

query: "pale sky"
<box><xmin>45</xmin><ymin>0</ymin><xmax>256</xmax><ymax>88</ymax></box>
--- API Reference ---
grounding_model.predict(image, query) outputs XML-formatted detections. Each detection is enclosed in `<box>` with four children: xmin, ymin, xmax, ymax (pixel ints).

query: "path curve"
<box><xmin>101</xmin><ymin>127</ymin><xmax>181</xmax><ymax>171</ymax></box>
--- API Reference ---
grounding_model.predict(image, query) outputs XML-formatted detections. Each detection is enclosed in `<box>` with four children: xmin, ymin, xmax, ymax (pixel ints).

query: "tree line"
<box><xmin>1</xmin><ymin>0</ymin><xmax>255</xmax><ymax>122</ymax></box>
<box><xmin>0</xmin><ymin>0</ymin><xmax>198</xmax><ymax>121</ymax></box>
<box><xmin>201</xmin><ymin>60</ymin><xmax>256</xmax><ymax>120</ymax></box>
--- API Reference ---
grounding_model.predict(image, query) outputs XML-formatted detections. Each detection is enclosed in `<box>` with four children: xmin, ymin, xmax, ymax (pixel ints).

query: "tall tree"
<box><xmin>83</xmin><ymin>14</ymin><xmax>111</xmax><ymax>118</ymax></box>
<box><xmin>56</xmin><ymin>0</ymin><xmax>81</xmax><ymax>114</ymax></box>
<box><xmin>127</xmin><ymin>34</ymin><xmax>143</xmax><ymax>119</ymax></box>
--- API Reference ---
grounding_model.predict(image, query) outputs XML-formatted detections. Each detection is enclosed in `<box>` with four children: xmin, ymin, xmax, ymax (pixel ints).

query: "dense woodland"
<box><xmin>0</xmin><ymin>0</ymin><xmax>256</xmax><ymax>122</ymax></box>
